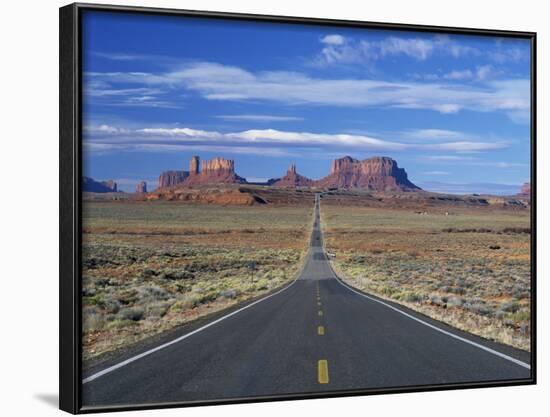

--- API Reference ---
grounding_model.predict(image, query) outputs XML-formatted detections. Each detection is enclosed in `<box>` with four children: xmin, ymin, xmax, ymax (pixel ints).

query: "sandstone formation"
<box><xmin>135</xmin><ymin>181</ymin><xmax>147</xmax><ymax>193</ymax></box>
<box><xmin>189</xmin><ymin>155</ymin><xmax>200</xmax><ymax>175</ymax></box>
<box><xmin>519</xmin><ymin>182</ymin><xmax>531</xmax><ymax>197</ymax></box>
<box><xmin>184</xmin><ymin>157</ymin><xmax>246</xmax><ymax>186</ymax></box>
<box><xmin>83</xmin><ymin>176</ymin><xmax>118</xmax><ymax>193</ymax></box>
<box><xmin>147</xmin><ymin>187</ymin><xmax>266</xmax><ymax>205</ymax></box>
<box><xmin>155</xmin><ymin>154</ymin><xmax>419</xmax><ymax>192</ymax></box>
<box><xmin>273</xmin><ymin>164</ymin><xmax>314</xmax><ymax>188</ymax></box>
<box><xmin>158</xmin><ymin>171</ymin><xmax>189</xmax><ymax>188</ymax></box>
<box><xmin>157</xmin><ymin>156</ymin><xmax>246</xmax><ymax>188</ymax></box>
<box><xmin>315</xmin><ymin>156</ymin><xmax>420</xmax><ymax>191</ymax></box>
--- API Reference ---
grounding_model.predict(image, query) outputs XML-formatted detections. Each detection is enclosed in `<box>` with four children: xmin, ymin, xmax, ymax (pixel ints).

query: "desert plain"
<box><xmin>81</xmin><ymin>184</ymin><xmax>531</xmax><ymax>368</ymax></box>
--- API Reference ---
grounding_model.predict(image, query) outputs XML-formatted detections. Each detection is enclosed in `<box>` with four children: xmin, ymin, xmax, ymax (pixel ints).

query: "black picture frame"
<box><xmin>59</xmin><ymin>3</ymin><xmax>537</xmax><ymax>414</ymax></box>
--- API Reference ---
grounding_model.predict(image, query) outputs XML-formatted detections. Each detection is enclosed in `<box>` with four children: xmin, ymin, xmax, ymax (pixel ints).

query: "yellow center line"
<box><xmin>318</xmin><ymin>360</ymin><xmax>329</xmax><ymax>384</ymax></box>
<box><xmin>317</xmin><ymin>301</ymin><xmax>322</xmax><ymax>306</ymax></box>
<box><xmin>318</xmin><ymin>310</ymin><xmax>323</xmax><ymax>316</ymax></box>
<box><xmin>318</xmin><ymin>326</ymin><xmax>325</xmax><ymax>336</ymax></box>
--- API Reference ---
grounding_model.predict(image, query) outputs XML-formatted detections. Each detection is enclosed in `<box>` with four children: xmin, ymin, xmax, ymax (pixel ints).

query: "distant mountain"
<box><xmin>135</xmin><ymin>181</ymin><xmax>147</xmax><ymax>193</ymax></box>
<box><xmin>83</xmin><ymin>176</ymin><xmax>118</xmax><ymax>193</ymax></box>
<box><xmin>184</xmin><ymin>157</ymin><xmax>246</xmax><ymax>186</ymax></box>
<box><xmin>418</xmin><ymin>181</ymin><xmax>523</xmax><ymax>196</ymax></box>
<box><xmin>518</xmin><ymin>182</ymin><xmax>531</xmax><ymax>198</ymax></box>
<box><xmin>273</xmin><ymin>164</ymin><xmax>314</xmax><ymax>188</ymax></box>
<box><xmin>155</xmin><ymin>154</ymin><xmax>421</xmax><ymax>192</ymax></box>
<box><xmin>315</xmin><ymin>156</ymin><xmax>420</xmax><ymax>191</ymax></box>
<box><xmin>158</xmin><ymin>171</ymin><xmax>189</xmax><ymax>188</ymax></box>
<box><xmin>157</xmin><ymin>156</ymin><xmax>246</xmax><ymax>189</ymax></box>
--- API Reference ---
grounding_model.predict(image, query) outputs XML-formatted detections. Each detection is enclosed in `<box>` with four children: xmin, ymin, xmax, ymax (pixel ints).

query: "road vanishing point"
<box><xmin>82</xmin><ymin>194</ymin><xmax>531</xmax><ymax>408</ymax></box>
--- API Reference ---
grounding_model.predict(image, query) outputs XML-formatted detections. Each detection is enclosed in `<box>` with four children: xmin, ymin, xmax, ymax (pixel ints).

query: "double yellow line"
<box><xmin>316</xmin><ymin>280</ymin><xmax>329</xmax><ymax>384</ymax></box>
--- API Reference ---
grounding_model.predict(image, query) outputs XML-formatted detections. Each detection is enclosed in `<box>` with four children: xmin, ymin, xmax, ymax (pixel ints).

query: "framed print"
<box><xmin>59</xmin><ymin>3</ymin><xmax>536</xmax><ymax>413</ymax></box>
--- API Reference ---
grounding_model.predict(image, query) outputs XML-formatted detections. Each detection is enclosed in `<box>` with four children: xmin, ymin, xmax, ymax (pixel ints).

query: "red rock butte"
<box><xmin>83</xmin><ymin>177</ymin><xmax>118</xmax><ymax>193</ymax></box>
<box><xmin>157</xmin><ymin>156</ymin><xmax>245</xmax><ymax>188</ymax></box>
<box><xmin>273</xmin><ymin>163</ymin><xmax>314</xmax><ymax>188</ymax></box>
<box><xmin>158</xmin><ymin>170</ymin><xmax>189</xmax><ymax>188</ymax></box>
<box><xmin>135</xmin><ymin>181</ymin><xmax>147</xmax><ymax>193</ymax></box>
<box><xmin>518</xmin><ymin>182</ymin><xmax>531</xmax><ymax>198</ymax></box>
<box><xmin>316</xmin><ymin>156</ymin><xmax>420</xmax><ymax>191</ymax></box>
<box><xmin>156</xmin><ymin>154</ymin><xmax>419</xmax><ymax>192</ymax></box>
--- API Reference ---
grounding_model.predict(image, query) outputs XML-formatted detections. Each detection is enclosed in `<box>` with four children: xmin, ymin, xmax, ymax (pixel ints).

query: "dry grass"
<box><xmin>321</xmin><ymin>203</ymin><xmax>531</xmax><ymax>351</ymax></box>
<box><xmin>82</xmin><ymin>201</ymin><xmax>312</xmax><ymax>365</ymax></box>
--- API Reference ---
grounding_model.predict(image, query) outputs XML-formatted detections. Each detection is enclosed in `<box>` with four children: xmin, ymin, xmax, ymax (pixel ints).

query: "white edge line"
<box><xmin>318</xmin><ymin>195</ymin><xmax>529</xmax><ymax>371</ymax></box>
<box><xmin>83</xmin><ymin>273</ymin><xmax>301</xmax><ymax>384</ymax></box>
<box><xmin>82</xmin><ymin>206</ymin><xmax>319</xmax><ymax>385</ymax></box>
<box><xmin>334</xmin><ymin>275</ymin><xmax>531</xmax><ymax>370</ymax></box>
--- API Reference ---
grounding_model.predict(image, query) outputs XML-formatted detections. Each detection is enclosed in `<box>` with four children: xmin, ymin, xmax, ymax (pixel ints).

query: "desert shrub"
<box><xmin>141</xmin><ymin>269</ymin><xmax>157</xmax><ymax>278</ymax></box>
<box><xmin>496</xmin><ymin>310</ymin><xmax>506</xmax><ymax>320</ymax></box>
<box><xmin>104</xmin><ymin>319</ymin><xmax>133</xmax><ymax>330</ymax></box>
<box><xmin>502</xmin><ymin>227</ymin><xmax>530</xmax><ymax>234</ymax></box>
<box><xmin>447</xmin><ymin>296</ymin><xmax>464</xmax><ymax>307</ymax></box>
<box><xmin>512</xmin><ymin>310</ymin><xmax>530</xmax><ymax>322</ymax></box>
<box><xmin>401</xmin><ymin>292</ymin><xmax>423</xmax><ymax>302</ymax></box>
<box><xmin>430</xmin><ymin>295</ymin><xmax>443</xmax><ymax>306</ymax></box>
<box><xmin>464</xmin><ymin>301</ymin><xmax>493</xmax><ymax>316</ymax></box>
<box><xmin>82</xmin><ymin>287</ymin><xmax>96</xmax><ymax>297</ymax></box>
<box><xmin>117</xmin><ymin>289</ymin><xmax>138</xmax><ymax>305</ymax></box>
<box><xmin>170</xmin><ymin>294</ymin><xmax>202</xmax><ymax>312</ymax></box>
<box><xmin>118</xmin><ymin>307</ymin><xmax>144</xmax><ymax>321</ymax></box>
<box><xmin>139</xmin><ymin>285</ymin><xmax>169</xmax><ymax>301</ymax></box>
<box><xmin>254</xmin><ymin>279</ymin><xmax>269</xmax><ymax>291</ymax></box>
<box><xmin>146</xmin><ymin>300</ymin><xmax>173</xmax><ymax>319</ymax></box>
<box><xmin>199</xmin><ymin>291</ymin><xmax>219</xmax><ymax>303</ymax></box>
<box><xmin>450</xmin><ymin>286</ymin><xmax>466</xmax><ymax>295</ymax></box>
<box><xmin>83</xmin><ymin>306</ymin><xmax>104</xmax><ymax>332</ymax></box>
<box><xmin>99</xmin><ymin>296</ymin><xmax>121</xmax><ymax>314</ymax></box>
<box><xmin>161</xmin><ymin>270</ymin><xmax>195</xmax><ymax>280</ymax></box>
<box><xmin>512</xmin><ymin>286</ymin><xmax>530</xmax><ymax>299</ymax></box>
<box><xmin>501</xmin><ymin>301</ymin><xmax>521</xmax><ymax>313</ymax></box>
<box><xmin>219</xmin><ymin>289</ymin><xmax>240</xmax><ymax>299</ymax></box>
<box><xmin>82</xmin><ymin>295</ymin><xmax>100</xmax><ymax>306</ymax></box>
<box><xmin>352</xmin><ymin>255</ymin><xmax>366</xmax><ymax>263</ymax></box>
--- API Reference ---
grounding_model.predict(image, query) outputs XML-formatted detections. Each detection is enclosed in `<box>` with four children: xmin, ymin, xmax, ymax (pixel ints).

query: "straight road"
<box><xmin>82</xmin><ymin>194</ymin><xmax>531</xmax><ymax>408</ymax></box>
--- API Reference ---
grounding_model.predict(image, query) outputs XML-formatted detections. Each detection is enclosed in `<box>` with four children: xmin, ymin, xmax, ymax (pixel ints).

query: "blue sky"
<box><xmin>82</xmin><ymin>11</ymin><xmax>531</xmax><ymax>194</ymax></box>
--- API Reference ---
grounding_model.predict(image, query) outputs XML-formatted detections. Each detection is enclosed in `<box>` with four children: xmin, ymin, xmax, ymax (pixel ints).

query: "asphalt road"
<box><xmin>82</xmin><ymin>194</ymin><xmax>531</xmax><ymax>409</ymax></box>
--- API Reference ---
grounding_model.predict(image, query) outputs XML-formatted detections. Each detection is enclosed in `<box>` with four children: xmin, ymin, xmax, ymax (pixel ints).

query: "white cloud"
<box><xmin>420</xmin><ymin>65</ymin><xmax>494</xmax><ymax>82</ymax></box>
<box><xmin>478</xmin><ymin>161</ymin><xmax>528</xmax><ymax>168</ymax></box>
<box><xmin>215</xmin><ymin>114</ymin><xmax>303</xmax><ymax>122</ymax></box>
<box><xmin>423</xmin><ymin>171</ymin><xmax>450</xmax><ymax>175</ymax></box>
<box><xmin>246</xmin><ymin>177</ymin><xmax>271</xmax><ymax>183</ymax></box>
<box><xmin>85</xmin><ymin>61</ymin><xmax>530</xmax><ymax>120</ymax></box>
<box><xmin>83</xmin><ymin>75</ymin><xmax>178</xmax><ymax>108</ymax></box>
<box><xmin>84</xmin><ymin>124</ymin><xmax>508</xmax><ymax>155</ymax></box>
<box><xmin>418</xmin><ymin>181</ymin><xmax>522</xmax><ymax>195</ymax></box>
<box><xmin>476</xmin><ymin>65</ymin><xmax>493</xmax><ymax>81</ymax></box>
<box><xmin>93</xmin><ymin>52</ymin><xmax>146</xmax><ymax>61</ymax></box>
<box><xmin>427</xmin><ymin>141</ymin><xmax>505</xmax><ymax>153</ymax></box>
<box><xmin>489</xmin><ymin>47</ymin><xmax>529</xmax><ymax>63</ymax></box>
<box><xmin>426</xmin><ymin>155</ymin><xmax>477</xmax><ymax>161</ymax></box>
<box><xmin>378</xmin><ymin>37</ymin><xmax>434</xmax><ymax>60</ymax></box>
<box><xmin>137</xmin><ymin>127</ymin><xmax>223</xmax><ymax>139</ymax></box>
<box><xmin>444</xmin><ymin>69</ymin><xmax>474</xmax><ymax>80</ymax></box>
<box><xmin>315</xmin><ymin>34</ymin><xmax>480</xmax><ymax>67</ymax></box>
<box><xmin>404</xmin><ymin>129</ymin><xmax>464</xmax><ymax>140</ymax></box>
<box><xmin>424</xmin><ymin>155</ymin><xmax>526</xmax><ymax>170</ymax></box>
<box><xmin>84</xmin><ymin>87</ymin><xmax>162</xmax><ymax>97</ymax></box>
<box><xmin>320</xmin><ymin>34</ymin><xmax>345</xmax><ymax>45</ymax></box>
<box><xmin>84</xmin><ymin>124</ymin><xmax>130</xmax><ymax>134</ymax></box>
